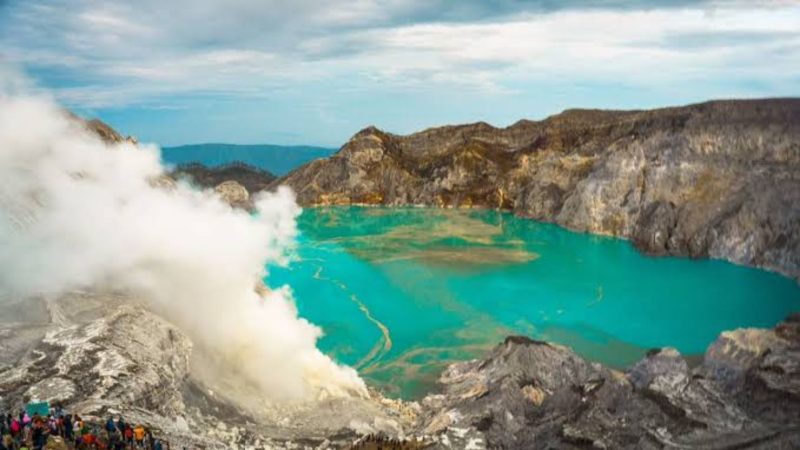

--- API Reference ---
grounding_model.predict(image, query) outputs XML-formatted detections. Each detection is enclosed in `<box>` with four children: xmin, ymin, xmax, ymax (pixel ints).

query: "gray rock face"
<box><xmin>3</xmin><ymin>294</ymin><xmax>798</xmax><ymax>449</ymax></box>
<box><xmin>0</xmin><ymin>291</ymin><xmax>417</xmax><ymax>449</ymax></box>
<box><xmin>416</xmin><ymin>316</ymin><xmax>800</xmax><ymax>449</ymax></box>
<box><xmin>0</xmin><ymin>292</ymin><xmax>206</xmax><ymax>447</ymax></box>
<box><xmin>275</xmin><ymin>99</ymin><xmax>800</xmax><ymax>278</ymax></box>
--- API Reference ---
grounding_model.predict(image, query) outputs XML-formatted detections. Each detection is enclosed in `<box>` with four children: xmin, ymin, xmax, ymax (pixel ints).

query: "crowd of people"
<box><xmin>0</xmin><ymin>407</ymin><xmax>167</xmax><ymax>450</ymax></box>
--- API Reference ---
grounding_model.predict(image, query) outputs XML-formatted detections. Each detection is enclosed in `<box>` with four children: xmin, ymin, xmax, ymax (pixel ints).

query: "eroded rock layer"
<box><xmin>417</xmin><ymin>315</ymin><xmax>800</xmax><ymax>449</ymax></box>
<box><xmin>275</xmin><ymin>99</ymin><xmax>800</xmax><ymax>278</ymax></box>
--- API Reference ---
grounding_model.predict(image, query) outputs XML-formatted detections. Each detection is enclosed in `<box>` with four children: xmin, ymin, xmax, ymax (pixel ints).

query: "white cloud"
<box><xmin>1</xmin><ymin>0</ymin><xmax>798</xmax><ymax>108</ymax></box>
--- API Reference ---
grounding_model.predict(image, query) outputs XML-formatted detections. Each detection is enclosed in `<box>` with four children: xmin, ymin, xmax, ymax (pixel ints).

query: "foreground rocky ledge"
<box><xmin>1</xmin><ymin>291</ymin><xmax>798</xmax><ymax>449</ymax></box>
<box><xmin>417</xmin><ymin>314</ymin><xmax>800</xmax><ymax>449</ymax></box>
<box><xmin>0</xmin><ymin>292</ymin><xmax>418</xmax><ymax>449</ymax></box>
<box><xmin>273</xmin><ymin>99</ymin><xmax>800</xmax><ymax>279</ymax></box>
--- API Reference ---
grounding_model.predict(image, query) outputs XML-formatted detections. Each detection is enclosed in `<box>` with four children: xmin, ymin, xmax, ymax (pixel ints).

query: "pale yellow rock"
<box><xmin>214</xmin><ymin>181</ymin><xmax>250</xmax><ymax>208</ymax></box>
<box><xmin>459</xmin><ymin>383</ymin><xmax>488</xmax><ymax>400</ymax></box>
<box><xmin>45</xmin><ymin>436</ymin><xmax>69</xmax><ymax>450</ymax></box>
<box><xmin>423</xmin><ymin>411</ymin><xmax>453</xmax><ymax>434</ymax></box>
<box><xmin>521</xmin><ymin>385</ymin><xmax>546</xmax><ymax>406</ymax></box>
<box><xmin>149</xmin><ymin>174</ymin><xmax>177</xmax><ymax>190</ymax></box>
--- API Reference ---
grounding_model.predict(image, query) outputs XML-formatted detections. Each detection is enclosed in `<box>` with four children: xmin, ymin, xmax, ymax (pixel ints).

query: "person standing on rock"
<box><xmin>71</xmin><ymin>416</ymin><xmax>82</xmax><ymax>449</ymax></box>
<box><xmin>116</xmin><ymin>417</ymin><xmax>126</xmax><ymax>437</ymax></box>
<box><xmin>133</xmin><ymin>425</ymin><xmax>145</xmax><ymax>449</ymax></box>
<box><xmin>107</xmin><ymin>427</ymin><xmax>120</xmax><ymax>450</ymax></box>
<box><xmin>62</xmin><ymin>415</ymin><xmax>72</xmax><ymax>442</ymax></box>
<box><xmin>122</xmin><ymin>424</ymin><xmax>133</xmax><ymax>447</ymax></box>
<box><xmin>9</xmin><ymin>417</ymin><xmax>20</xmax><ymax>447</ymax></box>
<box><xmin>146</xmin><ymin>429</ymin><xmax>155</xmax><ymax>450</ymax></box>
<box><xmin>46</xmin><ymin>416</ymin><xmax>56</xmax><ymax>438</ymax></box>
<box><xmin>30</xmin><ymin>416</ymin><xmax>45</xmax><ymax>450</ymax></box>
<box><xmin>53</xmin><ymin>415</ymin><xmax>62</xmax><ymax>439</ymax></box>
<box><xmin>104</xmin><ymin>416</ymin><xmax>116</xmax><ymax>441</ymax></box>
<box><xmin>1</xmin><ymin>429</ymin><xmax>9</xmax><ymax>450</ymax></box>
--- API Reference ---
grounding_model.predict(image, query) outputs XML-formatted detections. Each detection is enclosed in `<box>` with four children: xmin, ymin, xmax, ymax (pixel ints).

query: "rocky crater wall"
<box><xmin>274</xmin><ymin>99</ymin><xmax>800</xmax><ymax>279</ymax></box>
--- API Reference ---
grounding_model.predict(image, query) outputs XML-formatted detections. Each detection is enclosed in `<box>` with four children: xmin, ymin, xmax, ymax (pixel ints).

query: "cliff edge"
<box><xmin>275</xmin><ymin>99</ymin><xmax>800</xmax><ymax>278</ymax></box>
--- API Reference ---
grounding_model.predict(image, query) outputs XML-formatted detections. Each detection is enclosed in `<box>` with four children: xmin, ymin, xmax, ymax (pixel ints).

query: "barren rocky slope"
<box><xmin>418</xmin><ymin>314</ymin><xmax>800</xmax><ymax>449</ymax></box>
<box><xmin>274</xmin><ymin>99</ymin><xmax>800</xmax><ymax>279</ymax></box>
<box><xmin>0</xmin><ymin>292</ymin><xmax>416</xmax><ymax>449</ymax></box>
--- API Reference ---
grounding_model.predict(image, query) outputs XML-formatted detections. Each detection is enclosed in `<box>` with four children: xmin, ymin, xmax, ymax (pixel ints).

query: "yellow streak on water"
<box><xmin>304</xmin><ymin>208</ymin><xmax>540</xmax><ymax>394</ymax></box>
<box><xmin>359</xmin><ymin>246</ymin><xmax>538</xmax><ymax>268</ymax></box>
<box><xmin>587</xmin><ymin>285</ymin><xmax>604</xmax><ymax>307</ymax></box>
<box><xmin>313</xmin><ymin>266</ymin><xmax>393</xmax><ymax>370</ymax></box>
<box><xmin>336</xmin><ymin>212</ymin><xmax>538</xmax><ymax>269</ymax></box>
<box><xmin>378</xmin><ymin>210</ymin><xmax>501</xmax><ymax>245</ymax></box>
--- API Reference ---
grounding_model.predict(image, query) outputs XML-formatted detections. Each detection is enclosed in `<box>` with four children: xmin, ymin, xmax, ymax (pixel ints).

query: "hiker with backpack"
<box><xmin>105</xmin><ymin>416</ymin><xmax>117</xmax><ymax>441</ymax></box>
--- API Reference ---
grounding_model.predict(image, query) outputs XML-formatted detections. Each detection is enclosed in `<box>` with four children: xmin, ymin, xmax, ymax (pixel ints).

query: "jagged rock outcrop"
<box><xmin>213</xmin><ymin>180</ymin><xmax>251</xmax><ymax>209</ymax></box>
<box><xmin>0</xmin><ymin>292</ymin><xmax>209</xmax><ymax>447</ymax></box>
<box><xmin>274</xmin><ymin>99</ymin><xmax>800</xmax><ymax>278</ymax></box>
<box><xmin>416</xmin><ymin>315</ymin><xmax>800</xmax><ymax>449</ymax></box>
<box><xmin>75</xmin><ymin>116</ymin><xmax>136</xmax><ymax>145</ymax></box>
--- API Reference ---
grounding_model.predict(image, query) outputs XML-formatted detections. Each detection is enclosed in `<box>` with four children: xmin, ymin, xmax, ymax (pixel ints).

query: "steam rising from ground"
<box><xmin>0</xmin><ymin>92</ymin><xmax>366</xmax><ymax>401</ymax></box>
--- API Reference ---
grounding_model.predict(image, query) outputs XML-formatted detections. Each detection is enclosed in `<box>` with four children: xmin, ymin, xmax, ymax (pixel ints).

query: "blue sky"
<box><xmin>1</xmin><ymin>0</ymin><xmax>798</xmax><ymax>147</ymax></box>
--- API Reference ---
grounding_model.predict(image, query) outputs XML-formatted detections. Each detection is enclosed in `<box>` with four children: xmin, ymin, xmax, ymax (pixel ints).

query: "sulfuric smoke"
<box><xmin>0</xmin><ymin>90</ymin><xmax>366</xmax><ymax>401</ymax></box>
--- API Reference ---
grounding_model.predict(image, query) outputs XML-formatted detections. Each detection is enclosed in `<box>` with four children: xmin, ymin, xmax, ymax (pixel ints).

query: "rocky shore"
<box><xmin>2</xmin><ymin>291</ymin><xmax>798</xmax><ymax>449</ymax></box>
<box><xmin>273</xmin><ymin>99</ymin><xmax>800</xmax><ymax>279</ymax></box>
<box><xmin>415</xmin><ymin>314</ymin><xmax>800</xmax><ymax>449</ymax></box>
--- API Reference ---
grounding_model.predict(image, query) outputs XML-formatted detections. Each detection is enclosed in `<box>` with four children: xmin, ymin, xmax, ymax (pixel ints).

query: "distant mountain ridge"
<box><xmin>161</xmin><ymin>143</ymin><xmax>336</xmax><ymax>176</ymax></box>
<box><xmin>170</xmin><ymin>162</ymin><xmax>276</xmax><ymax>195</ymax></box>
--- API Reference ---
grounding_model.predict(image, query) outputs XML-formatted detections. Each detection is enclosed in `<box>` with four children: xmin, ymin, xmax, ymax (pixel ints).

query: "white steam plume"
<box><xmin>0</xmin><ymin>91</ymin><xmax>365</xmax><ymax>401</ymax></box>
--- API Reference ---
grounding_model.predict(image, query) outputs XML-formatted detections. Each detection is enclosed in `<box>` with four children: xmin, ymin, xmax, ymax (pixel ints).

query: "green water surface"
<box><xmin>267</xmin><ymin>207</ymin><xmax>799</xmax><ymax>399</ymax></box>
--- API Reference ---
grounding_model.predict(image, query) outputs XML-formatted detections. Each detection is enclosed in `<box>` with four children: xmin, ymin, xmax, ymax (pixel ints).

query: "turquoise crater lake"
<box><xmin>267</xmin><ymin>207</ymin><xmax>800</xmax><ymax>399</ymax></box>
